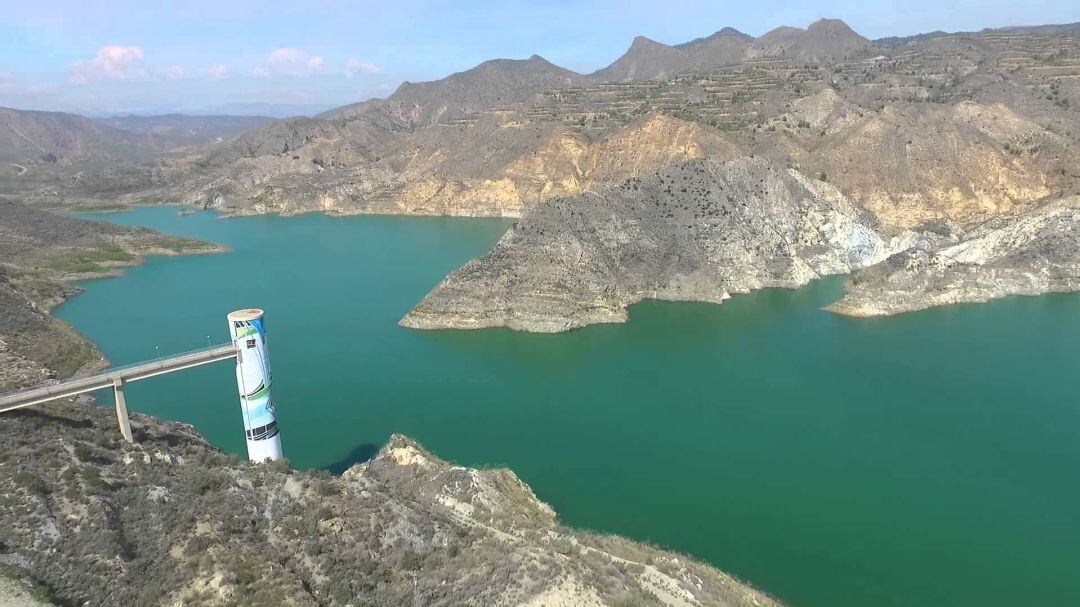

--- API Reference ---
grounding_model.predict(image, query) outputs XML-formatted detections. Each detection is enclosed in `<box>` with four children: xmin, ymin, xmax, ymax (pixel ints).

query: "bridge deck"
<box><xmin>0</xmin><ymin>343</ymin><xmax>238</xmax><ymax>413</ymax></box>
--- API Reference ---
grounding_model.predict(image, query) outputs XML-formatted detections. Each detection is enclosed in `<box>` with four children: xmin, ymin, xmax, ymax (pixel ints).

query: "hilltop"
<box><xmin>1</xmin><ymin>18</ymin><xmax>1078</xmax><ymax>320</ymax></box>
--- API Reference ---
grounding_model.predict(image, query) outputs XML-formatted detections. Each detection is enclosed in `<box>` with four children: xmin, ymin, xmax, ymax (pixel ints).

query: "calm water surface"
<box><xmin>57</xmin><ymin>207</ymin><xmax>1080</xmax><ymax>607</ymax></box>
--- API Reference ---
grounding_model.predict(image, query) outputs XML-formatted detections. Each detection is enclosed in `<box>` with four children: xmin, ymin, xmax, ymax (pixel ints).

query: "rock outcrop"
<box><xmin>178</xmin><ymin>113</ymin><xmax>743</xmax><ymax>219</ymax></box>
<box><xmin>401</xmin><ymin>157</ymin><xmax>909</xmax><ymax>332</ymax></box>
<box><xmin>828</xmin><ymin>195</ymin><xmax>1080</xmax><ymax>315</ymax></box>
<box><xmin>805</xmin><ymin>101</ymin><xmax>1062</xmax><ymax>232</ymax></box>
<box><xmin>0</xmin><ymin>400</ymin><xmax>783</xmax><ymax>607</ymax></box>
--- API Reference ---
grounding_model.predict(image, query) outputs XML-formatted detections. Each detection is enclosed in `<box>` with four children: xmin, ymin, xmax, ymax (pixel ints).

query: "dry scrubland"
<box><xmin>2</xmin><ymin>17</ymin><xmax>1080</xmax><ymax>605</ymax></box>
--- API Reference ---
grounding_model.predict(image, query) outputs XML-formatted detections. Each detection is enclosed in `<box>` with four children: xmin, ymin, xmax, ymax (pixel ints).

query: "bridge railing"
<box><xmin>0</xmin><ymin>342</ymin><xmax>236</xmax><ymax>404</ymax></box>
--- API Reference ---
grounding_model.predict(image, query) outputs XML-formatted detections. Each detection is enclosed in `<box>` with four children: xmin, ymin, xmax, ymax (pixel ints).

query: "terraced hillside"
<box><xmin>4</xmin><ymin>20</ymin><xmax>1078</xmax><ymax>327</ymax></box>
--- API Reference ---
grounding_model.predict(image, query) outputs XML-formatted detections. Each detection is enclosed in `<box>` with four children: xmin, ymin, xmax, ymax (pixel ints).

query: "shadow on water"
<box><xmin>323</xmin><ymin>442</ymin><xmax>380</xmax><ymax>475</ymax></box>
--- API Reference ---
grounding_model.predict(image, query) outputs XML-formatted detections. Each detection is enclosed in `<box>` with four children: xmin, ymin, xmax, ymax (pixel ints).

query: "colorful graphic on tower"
<box><xmin>228</xmin><ymin>309</ymin><xmax>283</xmax><ymax>461</ymax></box>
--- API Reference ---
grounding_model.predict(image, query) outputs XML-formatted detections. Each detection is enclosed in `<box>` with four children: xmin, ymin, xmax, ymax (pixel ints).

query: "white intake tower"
<box><xmin>227</xmin><ymin>309</ymin><xmax>283</xmax><ymax>462</ymax></box>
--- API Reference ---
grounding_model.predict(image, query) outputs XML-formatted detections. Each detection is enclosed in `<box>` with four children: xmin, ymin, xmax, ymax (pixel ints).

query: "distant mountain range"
<box><xmin>96</xmin><ymin>114</ymin><xmax>277</xmax><ymax>145</ymax></box>
<box><xmin>1</xmin><ymin>17</ymin><xmax>1077</xmax><ymax>230</ymax></box>
<box><xmin>0</xmin><ymin>107</ymin><xmax>154</xmax><ymax>166</ymax></box>
<box><xmin>0</xmin><ymin>109</ymin><xmax>281</xmax><ymax>170</ymax></box>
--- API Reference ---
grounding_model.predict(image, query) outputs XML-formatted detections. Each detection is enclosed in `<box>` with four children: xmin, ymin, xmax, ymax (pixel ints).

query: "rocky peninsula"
<box><xmin>828</xmin><ymin>195</ymin><xmax>1080</xmax><ymax>316</ymax></box>
<box><xmin>401</xmin><ymin>157</ymin><xmax>918</xmax><ymax>332</ymax></box>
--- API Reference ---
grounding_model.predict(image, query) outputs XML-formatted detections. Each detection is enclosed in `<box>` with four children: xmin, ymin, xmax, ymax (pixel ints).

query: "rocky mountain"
<box><xmin>591</xmin><ymin>28</ymin><xmax>753</xmax><ymax>82</ymax></box>
<box><xmin>794</xmin><ymin>99</ymin><xmax>1070</xmax><ymax>232</ymax></box>
<box><xmin>97</xmin><ymin>114</ymin><xmax>277</xmax><ymax>145</ymax></box>
<box><xmin>328</xmin><ymin>55</ymin><xmax>587</xmax><ymax>128</ymax></box>
<box><xmin>117</xmin><ymin>18</ymin><xmax>1073</xmax><ymax>230</ymax></box>
<box><xmin>0</xmin><ymin>107</ymin><xmax>155</xmax><ymax>167</ymax></box>
<box><xmin>175</xmin><ymin>112</ymin><xmax>741</xmax><ymax>218</ymax></box>
<box><xmin>400</xmin><ymin>157</ymin><xmax>911</xmax><ymax>332</ymax></box>
<box><xmin>591</xmin><ymin>19</ymin><xmax>874</xmax><ymax>83</ymax></box>
<box><xmin>4</xmin><ymin>19</ymin><xmax>1079</xmax><ymax>323</ymax></box>
<box><xmin>747</xmin><ymin>19</ymin><xmax>876</xmax><ymax>62</ymax></box>
<box><xmin>828</xmin><ymin>195</ymin><xmax>1080</xmax><ymax>316</ymax></box>
<box><xmin>875</xmin><ymin>21</ymin><xmax>1080</xmax><ymax>47</ymax></box>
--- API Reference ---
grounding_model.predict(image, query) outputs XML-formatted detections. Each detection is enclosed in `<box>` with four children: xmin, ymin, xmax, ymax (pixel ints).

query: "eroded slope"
<box><xmin>401</xmin><ymin>157</ymin><xmax>909</xmax><ymax>332</ymax></box>
<box><xmin>829</xmin><ymin>195</ymin><xmax>1080</xmax><ymax>315</ymax></box>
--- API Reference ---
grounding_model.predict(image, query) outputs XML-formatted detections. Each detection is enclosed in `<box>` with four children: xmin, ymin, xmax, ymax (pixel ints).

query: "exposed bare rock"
<box><xmin>583</xmin><ymin>113</ymin><xmax>743</xmax><ymax>182</ymax></box>
<box><xmin>401</xmin><ymin>157</ymin><xmax>908</xmax><ymax>332</ymax></box>
<box><xmin>0</xmin><ymin>402</ymin><xmax>783</xmax><ymax>607</ymax></box>
<box><xmin>180</xmin><ymin>113</ymin><xmax>742</xmax><ymax>219</ymax></box>
<box><xmin>27</xmin><ymin>20</ymin><xmax>1075</xmax><ymax>236</ymax></box>
<box><xmin>786</xmin><ymin>87</ymin><xmax>866</xmax><ymax>131</ymax></box>
<box><xmin>828</xmin><ymin>196</ymin><xmax>1080</xmax><ymax>315</ymax></box>
<box><xmin>804</xmin><ymin>101</ymin><xmax>1060</xmax><ymax>232</ymax></box>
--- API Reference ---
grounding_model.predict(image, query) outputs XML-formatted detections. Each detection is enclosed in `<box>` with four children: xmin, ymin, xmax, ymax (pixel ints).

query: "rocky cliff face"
<box><xmin>400</xmin><ymin>157</ymin><xmax>911</xmax><ymax>332</ymax></box>
<box><xmin>828</xmin><ymin>195</ymin><xmax>1080</xmax><ymax>315</ymax></box>
<box><xmin>177</xmin><ymin>113</ymin><xmax>742</xmax><ymax>219</ymax></box>
<box><xmin>803</xmin><ymin>101</ymin><xmax>1063</xmax><ymax>232</ymax></box>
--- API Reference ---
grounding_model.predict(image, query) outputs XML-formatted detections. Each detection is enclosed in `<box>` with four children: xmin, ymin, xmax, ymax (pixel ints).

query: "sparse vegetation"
<box><xmin>0</xmin><ymin>403</ymin><xmax>781</xmax><ymax>607</ymax></box>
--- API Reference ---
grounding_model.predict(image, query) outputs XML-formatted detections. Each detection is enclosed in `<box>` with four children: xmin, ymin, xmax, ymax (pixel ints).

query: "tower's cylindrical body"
<box><xmin>227</xmin><ymin>309</ymin><xmax>283</xmax><ymax>462</ymax></box>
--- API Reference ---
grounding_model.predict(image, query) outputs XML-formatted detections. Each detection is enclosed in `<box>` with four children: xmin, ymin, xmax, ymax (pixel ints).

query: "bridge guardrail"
<box><xmin>0</xmin><ymin>343</ymin><xmax>237</xmax><ymax>408</ymax></box>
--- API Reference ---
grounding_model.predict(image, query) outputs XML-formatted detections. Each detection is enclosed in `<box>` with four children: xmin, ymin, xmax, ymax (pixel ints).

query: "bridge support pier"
<box><xmin>113</xmin><ymin>378</ymin><xmax>133</xmax><ymax>443</ymax></box>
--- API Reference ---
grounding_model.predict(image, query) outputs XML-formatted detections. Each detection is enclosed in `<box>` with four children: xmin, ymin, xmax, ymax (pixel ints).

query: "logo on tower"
<box><xmin>227</xmin><ymin>309</ymin><xmax>284</xmax><ymax>462</ymax></box>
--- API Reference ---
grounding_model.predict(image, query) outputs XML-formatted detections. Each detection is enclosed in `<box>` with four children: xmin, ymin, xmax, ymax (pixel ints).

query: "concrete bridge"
<box><xmin>0</xmin><ymin>343</ymin><xmax>238</xmax><ymax>442</ymax></box>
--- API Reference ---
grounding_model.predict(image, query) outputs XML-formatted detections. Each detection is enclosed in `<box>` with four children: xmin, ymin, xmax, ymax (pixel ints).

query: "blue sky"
<box><xmin>0</xmin><ymin>0</ymin><xmax>1076</xmax><ymax>116</ymax></box>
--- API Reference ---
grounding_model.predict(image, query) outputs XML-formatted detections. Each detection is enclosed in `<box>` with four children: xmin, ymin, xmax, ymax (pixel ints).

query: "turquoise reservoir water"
<box><xmin>57</xmin><ymin>207</ymin><xmax>1080</xmax><ymax>607</ymax></box>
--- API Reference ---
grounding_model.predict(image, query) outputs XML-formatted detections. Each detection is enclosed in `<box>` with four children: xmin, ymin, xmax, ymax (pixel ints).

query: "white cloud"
<box><xmin>206</xmin><ymin>64</ymin><xmax>228</xmax><ymax>80</ymax></box>
<box><xmin>346</xmin><ymin>59</ymin><xmax>381</xmax><ymax>78</ymax></box>
<box><xmin>165</xmin><ymin>65</ymin><xmax>186</xmax><ymax>80</ymax></box>
<box><xmin>254</xmin><ymin>47</ymin><xmax>324</xmax><ymax>77</ymax></box>
<box><xmin>70</xmin><ymin>46</ymin><xmax>144</xmax><ymax>85</ymax></box>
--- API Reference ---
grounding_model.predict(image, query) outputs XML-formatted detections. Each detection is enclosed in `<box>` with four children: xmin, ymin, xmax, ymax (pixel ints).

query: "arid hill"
<box><xmin>0</xmin><ymin>402</ymin><xmax>783</xmax><ymax>607</ymax></box>
<box><xmin>0</xmin><ymin>200</ymin><xmax>216</xmax><ymax>382</ymax></box>
<box><xmin>400</xmin><ymin>157</ymin><xmax>912</xmax><ymax>332</ymax></box>
<box><xmin>0</xmin><ymin>107</ymin><xmax>155</xmax><ymax>167</ymax></box>
<box><xmin>591</xmin><ymin>28</ymin><xmax>753</xmax><ymax>82</ymax></box>
<box><xmin>7</xmin><ymin>20</ymin><xmax>1079</xmax><ymax>232</ymax></box>
<box><xmin>2</xmin><ymin>19</ymin><xmax>1079</xmax><ymax>324</ymax></box>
